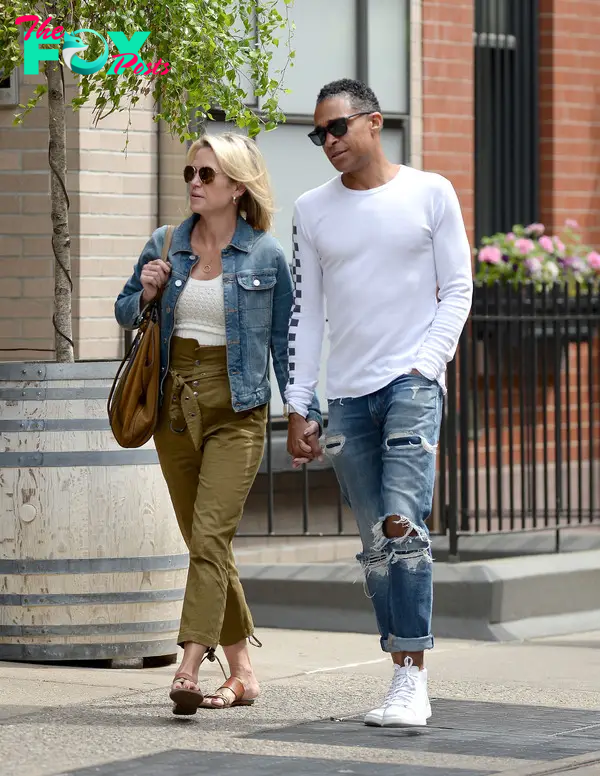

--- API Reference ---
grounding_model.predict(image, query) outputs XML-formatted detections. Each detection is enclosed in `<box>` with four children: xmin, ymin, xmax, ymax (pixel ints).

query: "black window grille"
<box><xmin>474</xmin><ymin>0</ymin><xmax>539</xmax><ymax>243</ymax></box>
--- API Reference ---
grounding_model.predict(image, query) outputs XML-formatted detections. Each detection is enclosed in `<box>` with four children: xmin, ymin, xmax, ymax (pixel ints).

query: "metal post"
<box><xmin>447</xmin><ymin>357</ymin><xmax>460</xmax><ymax>561</ymax></box>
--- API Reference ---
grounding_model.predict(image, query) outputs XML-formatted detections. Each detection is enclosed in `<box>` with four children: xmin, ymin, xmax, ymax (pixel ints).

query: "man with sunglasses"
<box><xmin>285</xmin><ymin>79</ymin><xmax>473</xmax><ymax>728</ymax></box>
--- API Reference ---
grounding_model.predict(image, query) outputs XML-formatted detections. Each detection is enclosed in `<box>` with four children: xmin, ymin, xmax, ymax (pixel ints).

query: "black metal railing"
<box><xmin>440</xmin><ymin>281</ymin><xmax>600</xmax><ymax>556</ymax></box>
<box><xmin>239</xmin><ymin>281</ymin><xmax>600</xmax><ymax>557</ymax></box>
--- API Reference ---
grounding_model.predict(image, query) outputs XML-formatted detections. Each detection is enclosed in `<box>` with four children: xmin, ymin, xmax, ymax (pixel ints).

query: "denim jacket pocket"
<box><xmin>236</xmin><ymin>269</ymin><xmax>277</xmax><ymax>329</ymax></box>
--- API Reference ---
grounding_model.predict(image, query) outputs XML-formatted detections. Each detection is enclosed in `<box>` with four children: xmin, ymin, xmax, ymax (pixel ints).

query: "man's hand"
<box><xmin>287</xmin><ymin>414</ymin><xmax>323</xmax><ymax>469</ymax></box>
<box><xmin>410</xmin><ymin>368</ymin><xmax>423</xmax><ymax>377</ymax></box>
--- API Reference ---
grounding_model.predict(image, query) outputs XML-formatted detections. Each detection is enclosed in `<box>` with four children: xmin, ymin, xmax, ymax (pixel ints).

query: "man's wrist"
<box><xmin>283</xmin><ymin>402</ymin><xmax>307</xmax><ymax>420</ymax></box>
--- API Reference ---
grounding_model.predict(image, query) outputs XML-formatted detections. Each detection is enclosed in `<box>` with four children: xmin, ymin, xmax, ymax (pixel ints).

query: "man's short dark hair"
<box><xmin>316</xmin><ymin>79</ymin><xmax>381</xmax><ymax>114</ymax></box>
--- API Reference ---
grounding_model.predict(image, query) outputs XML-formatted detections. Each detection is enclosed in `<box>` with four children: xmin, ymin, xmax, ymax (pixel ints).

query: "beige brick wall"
<box><xmin>0</xmin><ymin>68</ymin><xmax>73</xmax><ymax>360</ymax></box>
<box><xmin>410</xmin><ymin>0</ymin><xmax>423</xmax><ymax>170</ymax></box>
<box><xmin>158</xmin><ymin>120</ymin><xmax>188</xmax><ymax>226</ymax></box>
<box><xmin>0</xmin><ymin>65</ymin><xmax>192</xmax><ymax>363</ymax></box>
<box><xmin>74</xmin><ymin>98</ymin><xmax>157</xmax><ymax>361</ymax></box>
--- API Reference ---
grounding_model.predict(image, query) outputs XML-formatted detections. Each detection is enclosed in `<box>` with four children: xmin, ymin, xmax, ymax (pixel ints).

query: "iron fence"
<box><xmin>440</xmin><ymin>281</ymin><xmax>600</xmax><ymax>557</ymax></box>
<box><xmin>239</xmin><ymin>282</ymin><xmax>600</xmax><ymax>557</ymax></box>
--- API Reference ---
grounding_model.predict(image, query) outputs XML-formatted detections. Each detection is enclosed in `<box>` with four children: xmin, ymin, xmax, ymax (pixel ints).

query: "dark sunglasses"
<box><xmin>183</xmin><ymin>165</ymin><xmax>221</xmax><ymax>184</ymax></box>
<box><xmin>307</xmin><ymin>111</ymin><xmax>372</xmax><ymax>147</ymax></box>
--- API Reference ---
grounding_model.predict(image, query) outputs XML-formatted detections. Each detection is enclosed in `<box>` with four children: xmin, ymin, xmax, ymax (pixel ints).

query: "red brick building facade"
<box><xmin>420</xmin><ymin>1</ymin><xmax>599</xmax><ymax>532</ymax></box>
<box><xmin>422</xmin><ymin>0</ymin><xmax>600</xmax><ymax>248</ymax></box>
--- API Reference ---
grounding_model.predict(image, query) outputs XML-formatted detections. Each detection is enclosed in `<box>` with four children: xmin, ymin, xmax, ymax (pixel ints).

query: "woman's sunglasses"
<box><xmin>183</xmin><ymin>165</ymin><xmax>221</xmax><ymax>184</ymax></box>
<box><xmin>307</xmin><ymin>111</ymin><xmax>372</xmax><ymax>147</ymax></box>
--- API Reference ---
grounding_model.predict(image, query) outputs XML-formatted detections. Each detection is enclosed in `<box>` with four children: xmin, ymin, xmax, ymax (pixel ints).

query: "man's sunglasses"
<box><xmin>307</xmin><ymin>111</ymin><xmax>372</xmax><ymax>147</ymax></box>
<box><xmin>183</xmin><ymin>165</ymin><xmax>222</xmax><ymax>184</ymax></box>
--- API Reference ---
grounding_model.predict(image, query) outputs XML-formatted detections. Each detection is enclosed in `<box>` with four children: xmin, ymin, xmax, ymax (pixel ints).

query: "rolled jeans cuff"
<box><xmin>381</xmin><ymin>634</ymin><xmax>434</xmax><ymax>653</ymax></box>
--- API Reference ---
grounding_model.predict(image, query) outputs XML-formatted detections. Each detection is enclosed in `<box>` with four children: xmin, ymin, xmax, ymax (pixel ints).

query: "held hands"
<box><xmin>286</xmin><ymin>414</ymin><xmax>323</xmax><ymax>469</ymax></box>
<box><xmin>140</xmin><ymin>260</ymin><xmax>171</xmax><ymax>304</ymax></box>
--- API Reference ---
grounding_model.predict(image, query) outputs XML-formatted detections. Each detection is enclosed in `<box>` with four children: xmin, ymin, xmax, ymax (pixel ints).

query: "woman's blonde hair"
<box><xmin>186</xmin><ymin>133</ymin><xmax>275</xmax><ymax>232</ymax></box>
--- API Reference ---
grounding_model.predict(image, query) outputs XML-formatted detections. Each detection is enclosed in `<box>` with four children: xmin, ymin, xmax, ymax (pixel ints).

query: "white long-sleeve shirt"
<box><xmin>284</xmin><ymin>165</ymin><xmax>473</xmax><ymax>418</ymax></box>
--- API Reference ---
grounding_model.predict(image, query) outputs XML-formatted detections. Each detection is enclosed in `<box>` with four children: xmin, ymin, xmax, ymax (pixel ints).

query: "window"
<box><xmin>474</xmin><ymin>0</ymin><xmax>539</xmax><ymax>242</ymax></box>
<box><xmin>0</xmin><ymin>69</ymin><xmax>19</xmax><ymax>108</ymax></box>
<box><xmin>196</xmin><ymin>0</ymin><xmax>411</xmax><ymax>415</ymax></box>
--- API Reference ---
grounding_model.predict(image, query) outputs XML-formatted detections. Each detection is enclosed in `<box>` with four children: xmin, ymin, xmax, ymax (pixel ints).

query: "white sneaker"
<box><xmin>364</xmin><ymin>657</ymin><xmax>432</xmax><ymax>728</ymax></box>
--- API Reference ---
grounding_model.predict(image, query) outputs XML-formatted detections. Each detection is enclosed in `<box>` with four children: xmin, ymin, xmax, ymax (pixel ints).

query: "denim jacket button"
<box><xmin>253</xmin><ymin>279</ymin><xmax>260</xmax><ymax>286</ymax></box>
<box><xmin>166</xmin><ymin>307</ymin><xmax>171</xmax><ymax>313</ymax></box>
<box><xmin>175</xmin><ymin>280</ymin><xmax>182</xmax><ymax>287</ymax></box>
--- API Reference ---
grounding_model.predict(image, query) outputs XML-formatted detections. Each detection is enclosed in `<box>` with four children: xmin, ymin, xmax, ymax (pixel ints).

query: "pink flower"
<box><xmin>587</xmin><ymin>251</ymin><xmax>600</xmax><ymax>270</ymax></box>
<box><xmin>525</xmin><ymin>222</ymin><xmax>545</xmax><ymax>237</ymax></box>
<box><xmin>565</xmin><ymin>219</ymin><xmax>579</xmax><ymax>229</ymax></box>
<box><xmin>553</xmin><ymin>237</ymin><xmax>565</xmax><ymax>253</ymax></box>
<box><xmin>515</xmin><ymin>238</ymin><xmax>535</xmax><ymax>255</ymax></box>
<box><xmin>478</xmin><ymin>246</ymin><xmax>502</xmax><ymax>264</ymax></box>
<box><xmin>506</xmin><ymin>232</ymin><xmax>516</xmax><ymax>241</ymax></box>
<box><xmin>525</xmin><ymin>257</ymin><xmax>543</xmax><ymax>277</ymax></box>
<box><xmin>539</xmin><ymin>235</ymin><xmax>554</xmax><ymax>253</ymax></box>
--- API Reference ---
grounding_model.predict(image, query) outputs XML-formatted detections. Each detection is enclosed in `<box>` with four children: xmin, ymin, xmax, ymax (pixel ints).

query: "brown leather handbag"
<box><xmin>108</xmin><ymin>225</ymin><xmax>174</xmax><ymax>448</ymax></box>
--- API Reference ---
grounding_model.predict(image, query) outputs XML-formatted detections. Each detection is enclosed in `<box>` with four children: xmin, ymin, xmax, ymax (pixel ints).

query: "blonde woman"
<box><xmin>115</xmin><ymin>133</ymin><xmax>321</xmax><ymax>715</ymax></box>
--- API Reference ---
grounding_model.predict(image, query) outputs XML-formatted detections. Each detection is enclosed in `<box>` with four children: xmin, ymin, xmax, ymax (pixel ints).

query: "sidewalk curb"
<box><xmin>239</xmin><ymin>550</ymin><xmax>600</xmax><ymax>642</ymax></box>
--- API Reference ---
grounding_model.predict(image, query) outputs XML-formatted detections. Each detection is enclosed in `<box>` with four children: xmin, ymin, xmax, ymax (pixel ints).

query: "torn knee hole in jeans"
<box><xmin>357</xmin><ymin>545</ymin><xmax>432</xmax><ymax>580</ymax></box>
<box><xmin>371</xmin><ymin>515</ymin><xmax>431</xmax><ymax>559</ymax></box>
<box><xmin>385</xmin><ymin>432</ymin><xmax>436</xmax><ymax>454</ymax></box>
<box><xmin>356</xmin><ymin>549</ymin><xmax>388</xmax><ymax>578</ymax></box>
<box><xmin>323</xmin><ymin>433</ymin><xmax>345</xmax><ymax>455</ymax></box>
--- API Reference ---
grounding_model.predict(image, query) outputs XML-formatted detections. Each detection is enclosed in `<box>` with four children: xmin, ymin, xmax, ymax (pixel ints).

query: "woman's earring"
<box><xmin>232</xmin><ymin>195</ymin><xmax>238</xmax><ymax>205</ymax></box>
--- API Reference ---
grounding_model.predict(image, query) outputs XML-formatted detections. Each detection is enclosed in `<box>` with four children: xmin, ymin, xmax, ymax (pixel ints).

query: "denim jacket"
<box><xmin>114</xmin><ymin>214</ymin><xmax>322</xmax><ymax>427</ymax></box>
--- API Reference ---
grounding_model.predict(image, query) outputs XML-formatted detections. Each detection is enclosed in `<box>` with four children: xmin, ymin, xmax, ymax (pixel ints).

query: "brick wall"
<box><xmin>74</xmin><ymin>99</ymin><xmax>157</xmax><ymax>361</ymax></box>
<box><xmin>409</xmin><ymin>0</ymin><xmax>423</xmax><ymax>170</ymax></box>
<box><xmin>539</xmin><ymin>0</ymin><xmax>600</xmax><ymax>248</ymax></box>
<box><xmin>0</xmin><ymin>70</ymin><xmax>78</xmax><ymax>359</ymax></box>
<box><xmin>158</xmin><ymin>121</ymin><xmax>188</xmax><ymax>227</ymax></box>
<box><xmin>421</xmin><ymin>0</ymin><xmax>475</xmax><ymax>241</ymax></box>
<box><xmin>0</xmin><ymin>65</ymin><xmax>189</xmax><ymax>362</ymax></box>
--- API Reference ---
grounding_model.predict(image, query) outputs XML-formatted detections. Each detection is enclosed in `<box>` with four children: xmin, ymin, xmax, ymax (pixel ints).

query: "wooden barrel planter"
<box><xmin>0</xmin><ymin>361</ymin><xmax>188</xmax><ymax>664</ymax></box>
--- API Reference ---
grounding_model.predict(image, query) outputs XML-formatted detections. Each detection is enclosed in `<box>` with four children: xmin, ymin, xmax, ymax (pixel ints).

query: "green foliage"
<box><xmin>0</xmin><ymin>0</ymin><xmax>295</xmax><ymax>138</ymax></box>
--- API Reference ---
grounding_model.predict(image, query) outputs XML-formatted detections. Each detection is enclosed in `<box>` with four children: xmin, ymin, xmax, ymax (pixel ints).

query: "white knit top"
<box><xmin>173</xmin><ymin>274</ymin><xmax>227</xmax><ymax>346</ymax></box>
<box><xmin>284</xmin><ymin>165</ymin><xmax>473</xmax><ymax>417</ymax></box>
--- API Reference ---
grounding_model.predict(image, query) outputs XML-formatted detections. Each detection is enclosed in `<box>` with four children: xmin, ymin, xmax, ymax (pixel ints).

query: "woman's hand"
<box><xmin>140</xmin><ymin>260</ymin><xmax>171</xmax><ymax>305</ymax></box>
<box><xmin>289</xmin><ymin>418</ymin><xmax>323</xmax><ymax>468</ymax></box>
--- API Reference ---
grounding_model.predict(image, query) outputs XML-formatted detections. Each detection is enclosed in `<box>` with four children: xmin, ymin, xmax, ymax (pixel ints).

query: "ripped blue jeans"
<box><xmin>324</xmin><ymin>373</ymin><xmax>443</xmax><ymax>653</ymax></box>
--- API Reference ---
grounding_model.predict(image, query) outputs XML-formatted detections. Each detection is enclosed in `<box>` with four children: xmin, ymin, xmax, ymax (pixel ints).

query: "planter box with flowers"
<box><xmin>473</xmin><ymin>221</ymin><xmax>600</xmax><ymax>369</ymax></box>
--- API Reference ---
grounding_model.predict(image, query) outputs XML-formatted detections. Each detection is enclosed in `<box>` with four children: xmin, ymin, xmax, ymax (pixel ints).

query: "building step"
<box><xmin>239</xmin><ymin>549</ymin><xmax>600</xmax><ymax>642</ymax></box>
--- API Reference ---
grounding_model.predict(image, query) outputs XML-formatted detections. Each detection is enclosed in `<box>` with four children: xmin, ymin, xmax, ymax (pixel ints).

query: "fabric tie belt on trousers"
<box><xmin>168</xmin><ymin>370</ymin><xmax>206</xmax><ymax>450</ymax></box>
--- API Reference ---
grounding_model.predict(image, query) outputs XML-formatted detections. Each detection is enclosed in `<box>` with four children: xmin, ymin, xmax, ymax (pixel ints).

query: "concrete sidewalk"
<box><xmin>0</xmin><ymin>628</ymin><xmax>599</xmax><ymax>776</ymax></box>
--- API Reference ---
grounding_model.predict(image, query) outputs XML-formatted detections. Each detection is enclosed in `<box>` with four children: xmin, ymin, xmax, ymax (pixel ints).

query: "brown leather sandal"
<box><xmin>200</xmin><ymin>676</ymin><xmax>257</xmax><ymax>709</ymax></box>
<box><xmin>169</xmin><ymin>671</ymin><xmax>204</xmax><ymax>716</ymax></box>
<box><xmin>169</xmin><ymin>646</ymin><xmax>223</xmax><ymax>715</ymax></box>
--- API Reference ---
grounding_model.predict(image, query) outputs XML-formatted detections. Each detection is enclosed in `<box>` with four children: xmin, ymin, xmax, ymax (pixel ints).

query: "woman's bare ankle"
<box><xmin>173</xmin><ymin>642</ymin><xmax>208</xmax><ymax>689</ymax></box>
<box><xmin>222</xmin><ymin>639</ymin><xmax>260</xmax><ymax>698</ymax></box>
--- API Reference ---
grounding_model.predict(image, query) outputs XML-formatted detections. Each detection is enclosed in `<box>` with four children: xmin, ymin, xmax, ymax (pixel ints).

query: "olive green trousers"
<box><xmin>154</xmin><ymin>337</ymin><xmax>267</xmax><ymax>648</ymax></box>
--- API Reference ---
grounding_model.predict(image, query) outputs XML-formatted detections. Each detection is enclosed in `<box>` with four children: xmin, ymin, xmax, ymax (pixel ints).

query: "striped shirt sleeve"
<box><xmin>284</xmin><ymin>203</ymin><xmax>325</xmax><ymax>417</ymax></box>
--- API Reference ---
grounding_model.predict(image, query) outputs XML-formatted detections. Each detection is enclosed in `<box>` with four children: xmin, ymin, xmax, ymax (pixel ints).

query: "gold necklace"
<box><xmin>193</xmin><ymin>228</ymin><xmax>234</xmax><ymax>274</ymax></box>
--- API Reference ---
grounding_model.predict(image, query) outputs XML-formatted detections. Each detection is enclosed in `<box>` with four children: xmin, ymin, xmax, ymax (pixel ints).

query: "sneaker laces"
<box><xmin>385</xmin><ymin>657</ymin><xmax>419</xmax><ymax>708</ymax></box>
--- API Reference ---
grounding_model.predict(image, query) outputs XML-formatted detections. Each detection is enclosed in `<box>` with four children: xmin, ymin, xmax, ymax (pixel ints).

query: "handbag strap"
<box><xmin>156</xmin><ymin>225</ymin><xmax>175</xmax><ymax>302</ymax></box>
<box><xmin>161</xmin><ymin>225</ymin><xmax>174</xmax><ymax>264</ymax></box>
